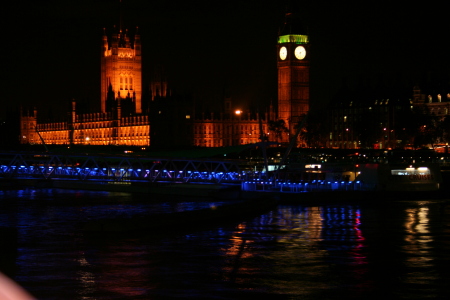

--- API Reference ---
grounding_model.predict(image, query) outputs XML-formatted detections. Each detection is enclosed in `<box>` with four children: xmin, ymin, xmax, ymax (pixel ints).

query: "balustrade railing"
<box><xmin>0</xmin><ymin>152</ymin><xmax>244</xmax><ymax>184</ymax></box>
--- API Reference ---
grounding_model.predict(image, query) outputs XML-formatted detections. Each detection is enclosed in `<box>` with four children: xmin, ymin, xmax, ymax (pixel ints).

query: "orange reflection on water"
<box><xmin>222</xmin><ymin>223</ymin><xmax>257</xmax><ymax>284</ymax></box>
<box><xmin>403</xmin><ymin>206</ymin><xmax>434</xmax><ymax>265</ymax></box>
<box><xmin>404</xmin><ymin>207</ymin><xmax>431</xmax><ymax>237</ymax></box>
<box><xmin>224</xmin><ymin>223</ymin><xmax>252</xmax><ymax>258</ymax></box>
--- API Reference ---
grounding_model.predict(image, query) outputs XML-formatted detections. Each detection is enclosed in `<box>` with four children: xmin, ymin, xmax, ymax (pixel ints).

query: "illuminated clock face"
<box><xmin>279</xmin><ymin>46</ymin><xmax>287</xmax><ymax>60</ymax></box>
<box><xmin>294</xmin><ymin>46</ymin><xmax>306</xmax><ymax>60</ymax></box>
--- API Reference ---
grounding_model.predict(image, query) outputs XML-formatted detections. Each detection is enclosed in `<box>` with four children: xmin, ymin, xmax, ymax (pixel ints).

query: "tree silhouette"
<box><xmin>268</xmin><ymin>119</ymin><xmax>288</xmax><ymax>143</ymax></box>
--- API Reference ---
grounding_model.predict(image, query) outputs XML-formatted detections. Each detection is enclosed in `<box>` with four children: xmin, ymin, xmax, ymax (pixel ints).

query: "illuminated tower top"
<box><xmin>278</xmin><ymin>11</ymin><xmax>309</xmax><ymax>47</ymax></box>
<box><xmin>101</xmin><ymin>26</ymin><xmax>142</xmax><ymax>114</ymax></box>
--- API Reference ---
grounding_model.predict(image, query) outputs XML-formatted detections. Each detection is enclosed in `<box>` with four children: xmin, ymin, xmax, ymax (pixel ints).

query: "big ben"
<box><xmin>277</xmin><ymin>11</ymin><xmax>309</xmax><ymax>145</ymax></box>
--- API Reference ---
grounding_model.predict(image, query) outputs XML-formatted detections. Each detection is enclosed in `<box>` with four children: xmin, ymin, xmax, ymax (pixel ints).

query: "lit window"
<box><xmin>391</xmin><ymin>167</ymin><xmax>430</xmax><ymax>176</ymax></box>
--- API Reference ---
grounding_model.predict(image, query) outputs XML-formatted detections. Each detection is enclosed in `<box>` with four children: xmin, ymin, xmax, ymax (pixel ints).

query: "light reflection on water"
<box><xmin>0</xmin><ymin>188</ymin><xmax>449</xmax><ymax>299</ymax></box>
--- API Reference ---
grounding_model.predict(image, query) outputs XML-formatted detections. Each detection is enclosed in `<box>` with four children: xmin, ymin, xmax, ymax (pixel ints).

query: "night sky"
<box><xmin>3</xmin><ymin>0</ymin><xmax>449</xmax><ymax>119</ymax></box>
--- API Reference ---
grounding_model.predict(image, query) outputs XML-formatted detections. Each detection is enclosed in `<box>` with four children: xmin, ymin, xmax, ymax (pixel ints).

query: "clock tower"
<box><xmin>277</xmin><ymin>11</ymin><xmax>310</xmax><ymax>145</ymax></box>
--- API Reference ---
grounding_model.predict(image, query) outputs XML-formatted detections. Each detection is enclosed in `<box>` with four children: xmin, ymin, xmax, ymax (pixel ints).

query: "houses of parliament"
<box><xmin>19</xmin><ymin>12</ymin><xmax>310</xmax><ymax>148</ymax></box>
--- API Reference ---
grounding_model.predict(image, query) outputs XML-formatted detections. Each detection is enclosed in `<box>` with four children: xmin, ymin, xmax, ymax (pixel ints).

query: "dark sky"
<box><xmin>3</xmin><ymin>0</ymin><xmax>449</xmax><ymax>118</ymax></box>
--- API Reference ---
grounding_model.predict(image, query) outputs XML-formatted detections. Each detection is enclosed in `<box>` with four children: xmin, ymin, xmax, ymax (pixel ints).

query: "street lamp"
<box><xmin>235</xmin><ymin>110</ymin><xmax>242</xmax><ymax>145</ymax></box>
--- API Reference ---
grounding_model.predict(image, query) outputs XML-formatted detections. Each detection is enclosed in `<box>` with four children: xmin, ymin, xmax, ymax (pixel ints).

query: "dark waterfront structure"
<box><xmin>326</xmin><ymin>79</ymin><xmax>450</xmax><ymax>150</ymax></box>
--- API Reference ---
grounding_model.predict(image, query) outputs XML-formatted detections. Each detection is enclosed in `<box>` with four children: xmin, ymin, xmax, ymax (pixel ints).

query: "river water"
<box><xmin>1</xmin><ymin>188</ymin><xmax>449</xmax><ymax>300</ymax></box>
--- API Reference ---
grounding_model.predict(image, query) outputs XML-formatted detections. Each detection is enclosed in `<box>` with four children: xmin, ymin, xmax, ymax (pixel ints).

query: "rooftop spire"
<box><xmin>279</xmin><ymin>2</ymin><xmax>307</xmax><ymax>36</ymax></box>
<box><xmin>119</xmin><ymin>0</ymin><xmax>123</xmax><ymax>32</ymax></box>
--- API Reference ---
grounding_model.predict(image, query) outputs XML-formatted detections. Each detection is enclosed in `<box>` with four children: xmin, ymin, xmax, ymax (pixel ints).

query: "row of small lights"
<box><xmin>4</xmin><ymin>165</ymin><xmax>246</xmax><ymax>175</ymax></box>
<box><xmin>244</xmin><ymin>180</ymin><xmax>361</xmax><ymax>184</ymax></box>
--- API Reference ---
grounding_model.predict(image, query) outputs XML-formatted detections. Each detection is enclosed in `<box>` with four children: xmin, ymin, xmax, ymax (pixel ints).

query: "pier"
<box><xmin>1</xmin><ymin>151</ymin><xmax>448</xmax><ymax>196</ymax></box>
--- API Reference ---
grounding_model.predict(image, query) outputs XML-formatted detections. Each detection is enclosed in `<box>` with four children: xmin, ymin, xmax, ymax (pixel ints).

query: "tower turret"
<box><xmin>134</xmin><ymin>27</ymin><xmax>141</xmax><ymax>57</ymax></box>
<box><xmin>101</xmin><ymin>26</ymin><xmax>142</xmax><ymax>114</ymax></box>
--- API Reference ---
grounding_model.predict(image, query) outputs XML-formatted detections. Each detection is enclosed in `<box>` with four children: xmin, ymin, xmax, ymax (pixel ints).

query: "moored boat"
<box><xmin>241</xmin><ymin>162</ymin><xmax>445</xmax><ymax>200</ymax></box>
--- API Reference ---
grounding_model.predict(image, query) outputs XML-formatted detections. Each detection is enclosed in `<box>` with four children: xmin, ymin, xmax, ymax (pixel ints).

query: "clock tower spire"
<box><xmin>277</xmin><ymin>9</ymin><xmax>310</xmax><ymax>145</ymax></box>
